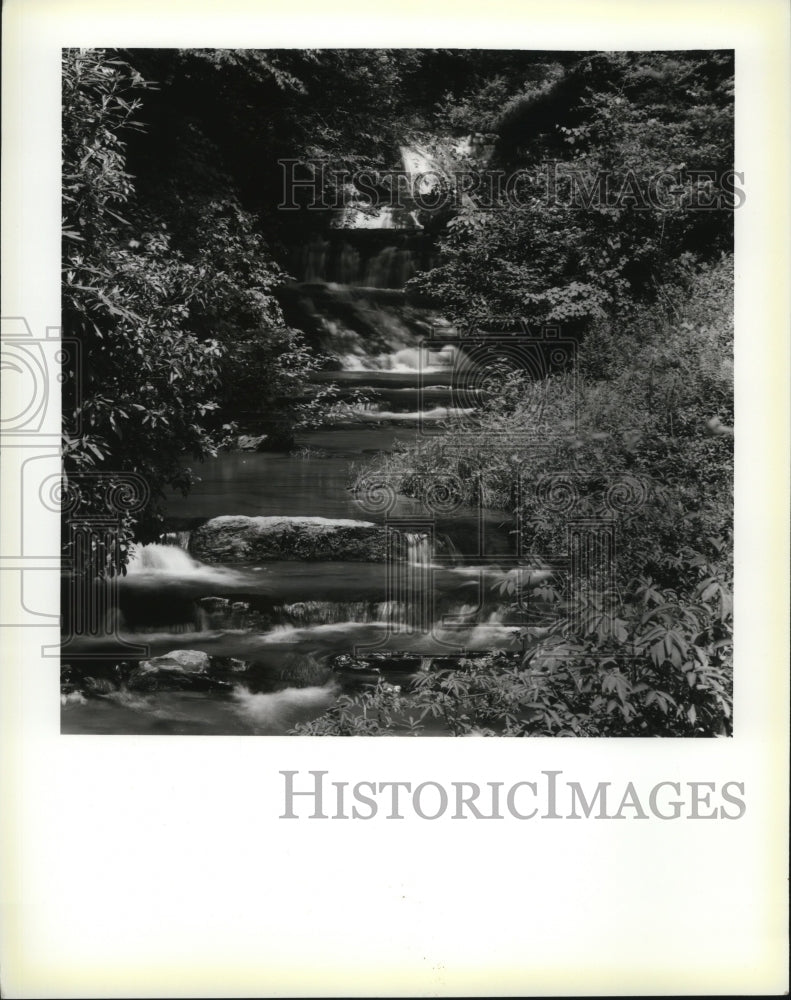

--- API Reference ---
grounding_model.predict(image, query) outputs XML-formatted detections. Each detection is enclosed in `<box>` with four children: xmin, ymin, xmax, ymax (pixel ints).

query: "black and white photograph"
<box><xmin>1</xmin><ymin>0</ymin><xmax>788</xmax><ymax>995</ymax></box>
<box><xmin>60</xmin><ymin>46</ymin><xmax>737</xmax><ymax>737</ymax></box>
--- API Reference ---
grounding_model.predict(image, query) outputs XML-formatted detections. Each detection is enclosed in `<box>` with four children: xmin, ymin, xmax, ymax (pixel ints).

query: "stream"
<box><xmin>62</xmin><ymin>194</ymin><xmax>551</xmax><ymax>735</ymax></box>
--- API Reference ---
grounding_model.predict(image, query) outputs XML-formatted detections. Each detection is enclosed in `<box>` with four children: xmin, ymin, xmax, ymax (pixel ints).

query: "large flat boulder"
<box><xmin>188</xmin><ymin>515</ymin><xmax>411</xmax><ymax>563</ymax></box>
<box><xmin>138</xmin><ymin>650</ymin><xmax>211</xmax><ymax>673</ymax></box>
<box><xmin>127</xmin><ymin>649</ymin><xmax>231</xmax><ymax>693</ymax></box>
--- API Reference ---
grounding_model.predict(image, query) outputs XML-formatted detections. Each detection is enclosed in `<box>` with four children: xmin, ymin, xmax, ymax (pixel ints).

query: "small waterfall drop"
<box><xmin>127</xmin><ymin>542</ymin><xmax>200</xmax><ymax>574</ymax></box>
<box><xmin>385</xmin><ymin>532</ymin><xmax>432</xmax><ymax>635</ymax></box>
<box><xmin>302</xmin><ymin>236</ymin><xmax>329</xmax><ymax>282</ymax></box>
<box><xmin>124</xmin><ymin>542</ymin><xmax>245</xmax><ymax>587</ymax></box>
<box><xmin>405</xmin><ymin>532</ymin><xmax>432</xmax><ymax>567</ymax></box>
<box><xmin>364</xmin><ymin>246</ymin><xmax>415</xmax><ymax>288</ymax></box>
<box><xmin>160</xmin><ymin>530</ymin><xmax>191</xmax><ymax>550</ymax></box>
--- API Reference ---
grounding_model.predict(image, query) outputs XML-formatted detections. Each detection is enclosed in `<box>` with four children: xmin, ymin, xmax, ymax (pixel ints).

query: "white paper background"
<box><xmin>1</xmin><ymin>0</ymin><xmax>788</xmax><ymax>995</ymax></box>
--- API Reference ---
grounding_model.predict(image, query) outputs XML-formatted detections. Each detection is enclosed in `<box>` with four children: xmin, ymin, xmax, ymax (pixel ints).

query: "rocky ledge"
<box><xmin>188</xmin><ymin>515</ymin><xmax>419</xmax><ymax>563</ymax></box>
<box><xmin>127</xmin><ymin>649</ymin><xmax>228</xmax><ymax>692</ymax></box>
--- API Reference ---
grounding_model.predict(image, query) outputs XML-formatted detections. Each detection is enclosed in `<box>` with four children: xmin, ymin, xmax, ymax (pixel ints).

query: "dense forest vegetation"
<box><xmin>62</xmin><ymin>48</ymin><xmax>734</xmax><ymax>736</ymax></box>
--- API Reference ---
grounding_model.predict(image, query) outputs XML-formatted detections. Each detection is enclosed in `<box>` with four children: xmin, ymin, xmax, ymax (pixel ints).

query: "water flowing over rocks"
<box><xmin>64</xmin><ymin>135</ymin><xmax>548</xmax><ymax>736</ymax></box>
<box><xmin>141</xmin><ymin>650</ymin><xmax>211</xmax><ymax>672</ymax></box>
<box><xmin>188</xmin><ymin>515</ymin><xmax>419</xmax><ymax>564</ymax></box>
<box><xmin>127</xmin><ymin>649</ymin><xmax>232</xmax><ymax>693</ymax></box>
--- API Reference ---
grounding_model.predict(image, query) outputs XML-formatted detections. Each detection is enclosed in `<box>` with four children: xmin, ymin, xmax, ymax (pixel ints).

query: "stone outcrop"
<box><xmin>138</xmin><ymin>650</ymin><xmax>211</xmax><ymax>672</ymax></box>
<box><xmin>237</xmin><ymin>434</ymin><xmax>269</xmax><ymax>451</ymax></box>
<box><xmin>188</xmin><ymin>515</ymin><xmax>413</xmax><ymax>563</ymax></box>
<box><xmin>127</xmin><ymin>649</ymin><xmax>231</xmax><ymax>693</ymax></box>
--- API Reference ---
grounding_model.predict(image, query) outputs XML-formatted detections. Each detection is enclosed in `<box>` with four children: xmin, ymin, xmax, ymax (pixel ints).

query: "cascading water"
<box><xmin>406</xmin><ymin>532</ymin><xmax>432</xmax><ymax>567</ymax></box>
<box><xmin>159</xmin><ymin>530</ymin><xmax>192</xmax><ymax>550</ymax></box>
<box><xmin>127</xmin><ymin>542</ymin><xmax>200</xmax><ymax>574</ymax></box>
<box><xmin>364</xmin><ymin>245</ymin><xmax>416</xmax><ymax>288</ymax></box>
<box><xmin>63</xmin><ymin>143</ymin><xmax>540</xmax><ymax>736</ymax></box>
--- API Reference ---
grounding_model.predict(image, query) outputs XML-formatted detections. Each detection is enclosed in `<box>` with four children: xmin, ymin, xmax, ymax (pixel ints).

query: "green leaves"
<box><xmin>62</xmin><ymin>48</ymin><xmax>335</xmax><ymax>560</ymax></box>
<box><xmin>61</xmin><ymin>49</ymin><xmax>230</xmax><ymax>558</ymax></box>
<box><xmin>413</xmin><ymin>52</ymin><xmax>733</xmax><ymax>329</ymax></box>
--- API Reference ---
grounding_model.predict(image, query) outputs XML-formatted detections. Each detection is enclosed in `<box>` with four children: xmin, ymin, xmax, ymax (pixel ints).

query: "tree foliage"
<box><xmin>340</xmin><ymin>253</ymin><xmax>734</xmax><ymax>736</ymax></box>
<box><xmin>62</xmin><ymin>48</ymin><xmax>734</xmax><ymax>734</ymax></box>
<box><xmin>412</xmin><ymin>51</ymin><xmax>735</xmax><ymax>329</ymax></box>
<box><xmin>62</xmin><ymin>49</ymin><xmax>226</xmax><ymax>554</ymax></box>
<box><xmin>61</xmin><ymin>48</ymin><xmax>331</xmax><ymax>557</ymax></box>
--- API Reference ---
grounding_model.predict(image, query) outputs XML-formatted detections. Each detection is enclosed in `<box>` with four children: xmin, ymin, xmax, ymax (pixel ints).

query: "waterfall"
<box><xmin>160</xmin><ymin>530</ymin><xmax>191</xmax><ymax>550</ymax></box>
<box><xmin>364</xmin><ymin>246</ymin><xmax>416</xmax><ymax>288</ymax></box>
<box><xmin>302</xmin><ymin>236</ymin><xmax>329</xmax><ymax>281</ymax></box>
<box><xmin>124</xmin><ymin>542</ymin><xmax>245</xmax><ymax>588</ymax></box>
<box><xmin>127</xmin><ymin>542</ymin><xmax>200</xmax><ymax>574</ymax></box>
<box><xmin>297</xmin><ymin>237</ymin><xmax>413</xmax><ymax>286</ymax></box>
<box><xmin>400</xmin><ymin>144</ymin><xmax>443</xmax><ymax>197</ymax></box>
<box><xmin>338</xmin><ymin>345</ymin><xmax>455</xmax><ymax>374</ymax></box>
<box><xmin>405</xmin><ymin>532</ymin><xmax>431</xmax><ymax>566</ymax></box>
<box><xmin>71</xmin><ymin>136</ymin><xmax>522</xmax><ymax>739</ymax></box>
<box><xmin>376</xmin><ymin>600</ymin><xmax>407</xmax><ymax>624</ymax></box>
<box><xmin>382</xmin><ymin>532</ymin><xmax>432</xmax><ymax>635</ymax></box>
<box><xmin>335</xmin><ymin>205</ymin><xmax>400</xmax><ymax>230</ymax></box>
<box><xmin>337</xmin><ymin>244</ymin><xmax>361</xmax><ymax>284</ymax></box>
